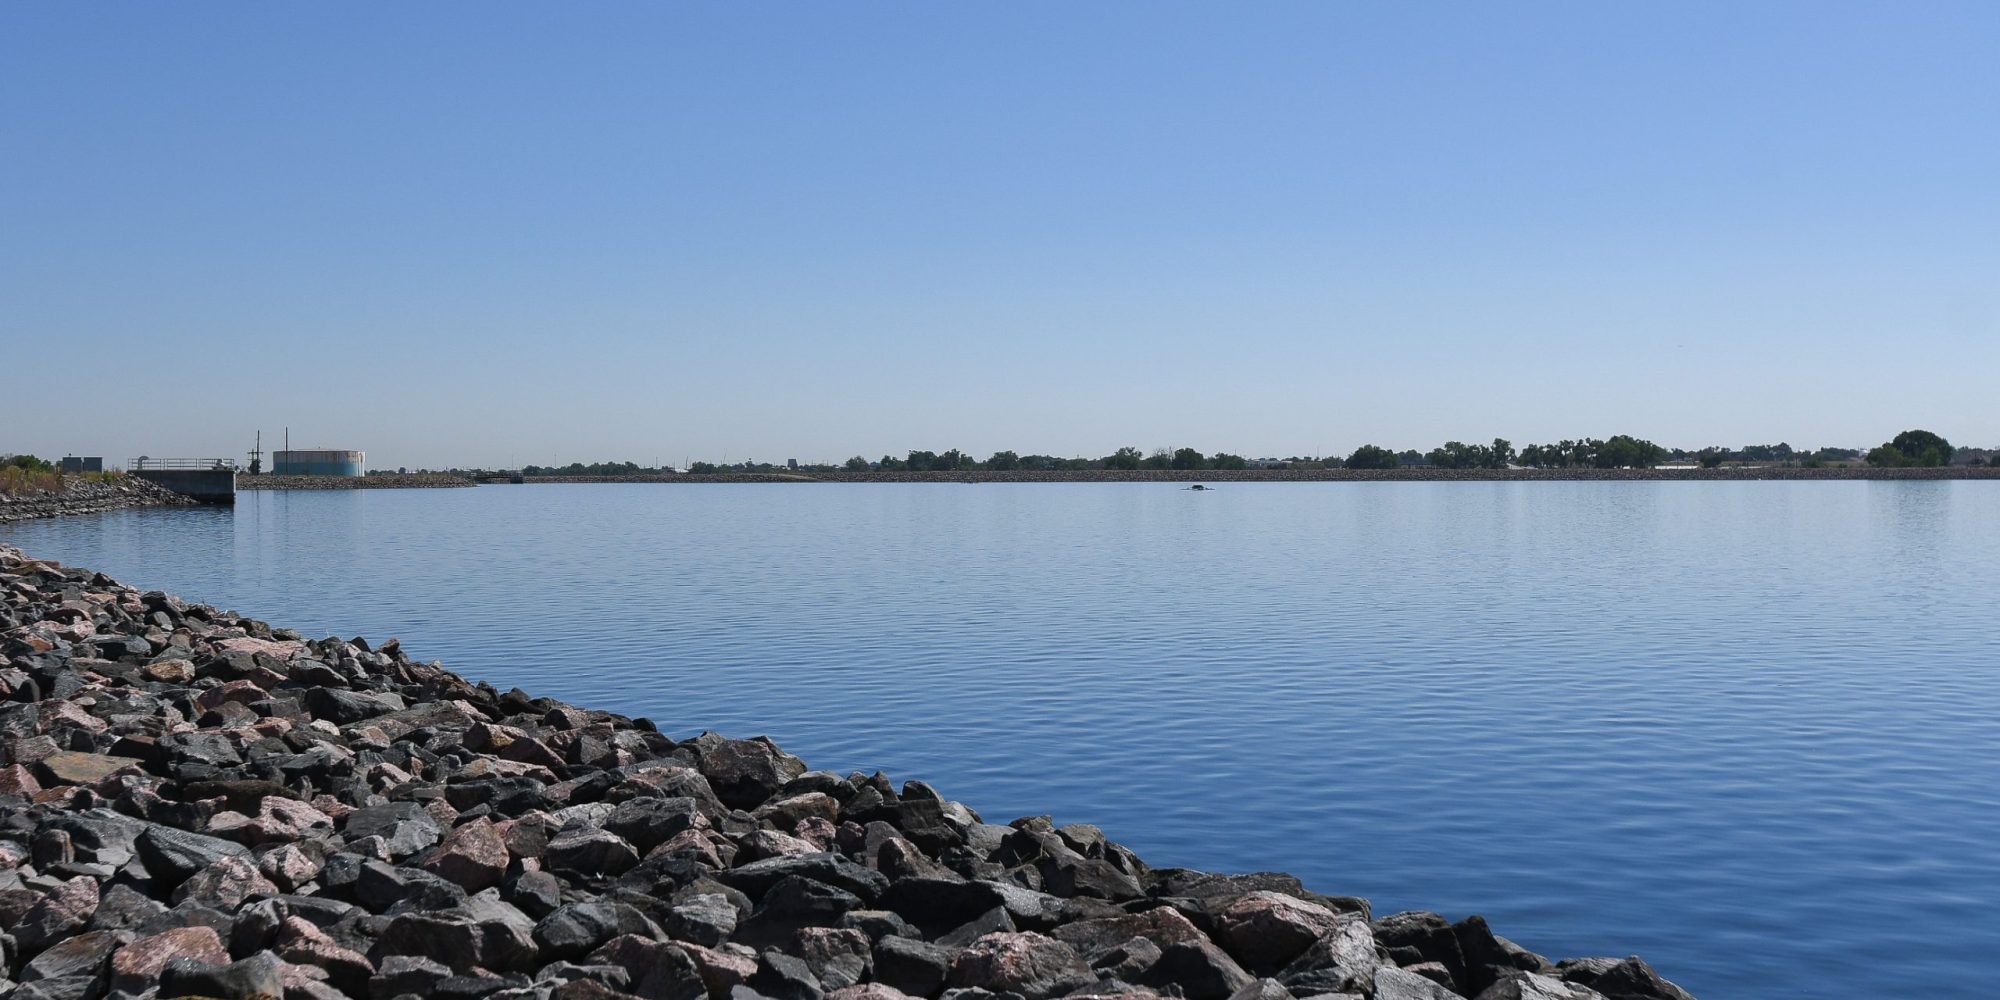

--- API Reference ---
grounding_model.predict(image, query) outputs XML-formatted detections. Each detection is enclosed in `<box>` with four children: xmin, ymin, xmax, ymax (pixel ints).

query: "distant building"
<box><xmin>274</xmin><ymin>449</ymin><xmax>366</xmax><ymax>476</ymax></box>
<box><xmin>787</xmin><ymin>459</ymin><xmax>799</xmax><ymax>469</ymax></box>
<box><xmin>59</xmin><ymin>456</ymin><xmax>104</xmax><ymax>474</ymax></box>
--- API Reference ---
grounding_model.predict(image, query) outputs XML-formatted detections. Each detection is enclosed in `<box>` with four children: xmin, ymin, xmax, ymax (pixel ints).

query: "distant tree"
<box><xmin>1142</xmin><ymin>448</ymin><xmax>1173</xmax><ymax>470</ymax></box>
<box><xmin>687</xmin><ymin>462</ymin><xmax>719</xmax><ymax>474</ymax></box>
<box><xmin>986</xmin><ymin>450</ymin><xmax>1019</xmax><ymax>471</ymax></box>
<box><xmin>844</xmin><ymin>456</ymin><xmax>870</xmax><ymax>471</ymax></box>
<box><xmin>1210</xmin><ymin>452</ymin><xmax>1248</xmax><ymax>470</ymax></box>
<box><xmin>1593</xmin><ymin>435</ymin><xmax>1666</xmax><ymax>468</ymax></box>
<box><xmin>1490</xmin><ymin>438</ymin><xmax>1515</xmax><ymax>468</ymax></box>
<box><xmin>906</xmin><ymin>450</ymin><xmax>939</xmax><ymax>471</ymax></box>
<box><xmin>1345</xmin><ymin>444</ymin><xmax>1399</xmax><ymax>470</ymax></box>
<box><xmin>1104</xmin><ymin>446</ymin><xmax>1143</xmax><ymax>471</ymax></box>
<box><xmin>1170</xmin><ymin>447</ymin><xmax>1206</xmax><ymax>470</ymax></box>
<box><xmin>877</xmin><ymin>454</ymin><xmax>905</xmax><ymax>471</ymax></box>
<box><xmin>1699</xmin><ymin>449</ymin><xmax>1725</xmax><ymax>468</ymax></box>
<box><xmin>1884</xmin><ymin>429</ymin><xmax>1952</xmax><ymax>467</ymax></box>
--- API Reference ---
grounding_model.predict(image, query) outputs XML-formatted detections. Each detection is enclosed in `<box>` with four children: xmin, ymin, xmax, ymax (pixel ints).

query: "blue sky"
<box><xmin>4</xmin><ymin>2</ymin><xmax>1995</xmax><ymax>468</ymax></box>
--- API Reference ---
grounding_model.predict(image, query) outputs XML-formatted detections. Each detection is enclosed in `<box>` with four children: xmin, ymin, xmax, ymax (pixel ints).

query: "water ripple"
<box><xmin>7</xmin><ymin>481</ymin><xmax>2000</xmax><ymax>1000</ymax></box>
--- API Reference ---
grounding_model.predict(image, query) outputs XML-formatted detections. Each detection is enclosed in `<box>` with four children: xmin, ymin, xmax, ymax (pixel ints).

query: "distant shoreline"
<box><xmin>507</xmin><ymin>466</ymin><xmax>2000</xmax><ymax>484</ymax></box>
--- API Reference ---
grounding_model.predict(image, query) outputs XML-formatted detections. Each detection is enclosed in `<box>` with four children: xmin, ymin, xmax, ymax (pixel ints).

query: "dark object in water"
<box><xmin>1186</xmin><ymin>484</ymin><xmax>1211</xmax><ymax>491</ymax></box>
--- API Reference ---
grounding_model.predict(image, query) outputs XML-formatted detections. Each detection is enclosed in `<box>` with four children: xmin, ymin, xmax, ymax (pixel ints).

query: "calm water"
<box><xmin>6</xmin><ymin>482</ymin><xmax>1998</xmax><ymax>999</ymax></box>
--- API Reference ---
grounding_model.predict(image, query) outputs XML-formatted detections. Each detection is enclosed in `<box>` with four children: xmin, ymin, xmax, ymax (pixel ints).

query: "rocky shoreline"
<box><xmin>240</xmin><ymin>476</ymin><xmax>478</xmax><ymax>491</ymax></box>
<box><xmin>0</xmin><ymin>542</ymin><xmax>1695</xmax><ymax>1000</ymax></box>
<box><xmin>526</xmin><ymin>467</ymin><xmax>2000</xmax><ymax>485</ymax></box>
<box><xmin>0</xmin><ymin>481</ymin><xmax>194</xmax><ymax>525</ymax></box>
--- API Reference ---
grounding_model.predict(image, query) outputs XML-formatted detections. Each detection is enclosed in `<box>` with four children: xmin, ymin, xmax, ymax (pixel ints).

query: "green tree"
<box><xmin>1884</xmin><ymin>429</ymin><xmax>1953</xmax><ymax>467</ymax></box>
<box><xmin>1104</xmin><ymin>446</ymin><xmax>1143</xmax><ymax>470</ymax></box>
<box><xmin>843</xmin><ymin>456</ymin><xmax>870</xmax><ymax>471</ymax></box>
<box><xmin>1210</xmin><ymin>452</ymin><xmax>1248</xmax><ymax>470</ymax></box>
<box><xmin>1593</xmin><ymin>435</ymin><xmax>1666</xmax><ymax>468</ymax></box>
<box><xmin>986</xmin><ymin>450</ymin><xmax>1019</xmax><ymax>471</ymax></box>
<box><xmin>1170</xmin><ymin>447</ymin><xmax>1206</xmax><ymax>470</ymax></box>
<box><xmin>1490</xmin><ymin>438</ymin><xmax>1515</xmax><ymax>468</ymax></box>
<box><xmin>877</xmin><ymin>454</ymin><xmax>905</xmax><ymax>471</ymax></box>
<box><xmin>906</xmin><ymin>450</ymin><xmax>939</xmax><ymax>471</ymax></box>
<box><xmin>687</xmin><ymin>462</ymin><xmax>719</xmax><ymax>474</ymax></box>
<box><xmin>1345</xmin><ymin>444</ymin><xmax>1399</xmax><ymax>470</ymax></box>
<box><xmin>1699</xmin><ymin>449</ymin><xmax>1725</xmax><ymax>468</ymax></box>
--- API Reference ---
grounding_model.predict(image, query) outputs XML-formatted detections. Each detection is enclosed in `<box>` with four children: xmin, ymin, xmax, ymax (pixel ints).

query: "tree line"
<box><xmin>498</xmin><ymin>429</ymin><xmax>1985</xmax><ymax>475</ymax></box>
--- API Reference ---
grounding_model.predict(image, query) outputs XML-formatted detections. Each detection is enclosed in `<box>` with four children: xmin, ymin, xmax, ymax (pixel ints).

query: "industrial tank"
<box><xmin>272</xmin><ymin>449</ymin><xmax>365</xmax><ymax>476</ymax></box>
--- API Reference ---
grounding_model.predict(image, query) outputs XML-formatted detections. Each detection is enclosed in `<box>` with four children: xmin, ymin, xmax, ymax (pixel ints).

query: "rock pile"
<box><xmin>0</xmin><ymin>543</ymin><xmax>1697</xmax><ymax>1000</ymax></box>
<box><xmin>0</xmin><ymin>481</ymin><xmax>193</xmax><ymax>525</ymax></box>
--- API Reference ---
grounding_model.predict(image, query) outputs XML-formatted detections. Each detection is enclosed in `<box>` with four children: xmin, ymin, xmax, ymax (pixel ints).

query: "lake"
<box><xmin>6</xmin><ymin>481</ymin><xmax>1997</xmax><ymax>1000</ymax></box>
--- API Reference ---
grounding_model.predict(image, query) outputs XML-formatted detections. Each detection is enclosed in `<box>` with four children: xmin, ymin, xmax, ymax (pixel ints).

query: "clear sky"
<box><xmin>4</xmin><ymin>3</ymin><xmax>1995</xmax><ymax>469</ymax></box>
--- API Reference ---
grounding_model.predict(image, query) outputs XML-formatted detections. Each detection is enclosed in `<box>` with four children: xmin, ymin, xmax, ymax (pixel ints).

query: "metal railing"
<box><xmin>129</xmin><ymin>458</ymin><xmax>239</xmax><ymax>472</ymax></box>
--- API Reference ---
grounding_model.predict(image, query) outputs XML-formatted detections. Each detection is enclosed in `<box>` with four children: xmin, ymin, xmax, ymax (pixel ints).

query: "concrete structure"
<box><xmin>274</xmin><ymin>449</ymin><xmax>366</xmax><ymax>476</ymax></box>
<box><xmin>59</xmin><ymin>456</ymin><xmax>103</xmax><ymax>474</ymax></box>
<box><xmin>131</xmin><ymin>467</ymin><xmax>236</xmax><ymax>504</ymax></box>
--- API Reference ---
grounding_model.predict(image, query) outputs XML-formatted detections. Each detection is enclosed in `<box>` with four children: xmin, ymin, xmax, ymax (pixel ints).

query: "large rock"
<box><xmin>16</xmin><ymin>875</ymin><xmax>100</xmax><ymax>953</ymax></box>
<box><xmin>1213</xmin><ymin>890</ymin><xmax>1344</xmax><ymax>972</ymax></box>
<box><xmin>586</xmin><ymin>934</ymin><xmax>707</xmax><ymax>1000</ymax></box>
<box><xmin>173</xmin><ymin>854</ymin><xmax>278</xmax><ymax>907</ymax></box>
<box><xmin>1050</xmin><ymin>906</ymin><xmax>1207</xmax><ymax>962</ymax></box>
<box><xmin>1137</xmin><ymin>939</ymin><xmax>1255</xmax><ymax>1000</ymax></box>
<box><xmin>422</xmin><ymin>816</ymin><xmax>510</xmax><ymax>892</ymax></box>
<box><xmin>1378</xmin><ymin>965</ymin><xmax>1470</xmax><ymax>1000</ymax></box>
<box><xmin>343</xmin><ymin>801</ymin><xmax>442</xmax><ymax>857</ymax></box>
<box><xmin>698</xmin><ymin>737</ymin><xmax>807</xmax><ymax>810</ymax></box>
<box><xmin>136</xmin><ymin>825</ymin><xmax>254</xmax><ymax>888</ymax></box>
<box><xmin>109</xmin><ymin>926</ymin><xmax>229</xmax><ymax>992</ymax></box>
<box><xmin>535</xmin><ymin>900</ymin><xmax>665</xmax><ymax>962</ymax></box>
<box><xmin>947</xmin><ymin>931</ymin><xmax>1095</xmax><ymax>1000</ymax></box>
<box><xmin>720</xmin><ymin>853</ymin><xmax>889</xmax><ymax>903</ymax></box>
<box><xmin>33</xmin><ymin>750</ymin><xmax>142</xmax><ymax>786</ymax></box>
<box><xmin>544</xmin><ymin>827</ymin><xmax>640</xmax><ymax>877</ymax></box>
<box><xmin>20</xmin><ymin>929</ymin><xmax>129</xmax><ymax>984</ymax></box>
<box><xmin>158</xmin><ymin>950</ymin><xmax>286</xmax><ymax>1000</ymax></box>
<box><xmin>1477</xmin><ymin>972</ymin><xmax>1611</xmax><ymax>1000</ymax></box>
<box><xmin>1272</xmin><ymin>910</ymin><xmax>1379</xmax><ymax>996</ymax></box>
<box><xmin>1553</xmin><ymin>957</ymin><xmax>1695</xmax><ymax>1000</ymax></box>
<box><xmin>874</xmin><ymin>935</ymin><xmax>953</xmax><ymax>998</ymax></box>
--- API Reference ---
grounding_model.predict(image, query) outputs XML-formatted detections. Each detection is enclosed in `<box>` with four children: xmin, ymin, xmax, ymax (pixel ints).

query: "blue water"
<box><xmin>6</xmin><ymin>482</ymin><xmax>1999</xmax><ymax>999</ymax></box>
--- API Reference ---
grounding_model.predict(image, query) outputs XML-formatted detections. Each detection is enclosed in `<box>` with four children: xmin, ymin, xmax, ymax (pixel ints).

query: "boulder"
<box><xmin>33</xmin><ymin>750</ymin><xmax>142</xmax><ymax>786</ymax></box>
<box><xmin>699</xmin><ymin>738</ymin><xmax>807</xmax><ymax>810</ymax></box>
<box><xmin>20</xmin><ymin>929</ymin><xmax>128</xmax><ymax>984</ymax></box>
<box><xmin>1213</xmin><ymin>890</ymin><xmax>1344</xmax><ymax>973</ymax></box>
<box><xmin>423</xmin><ymin>817</ymin><xmax>510</xmax><ymax>892</ymax></box>
<box><xmin>135</xmin><ymin>825</ymin><xmax>254</xmax><ymax>888</ymax></box>
<box><xmin>109</xmin><ymin>925</ymin><xmax>230</xmax><ymax>992</ymax></box>
<box><xmin>16</xmin><ymin>875</ymin><xmax>100</xmax><ymax>953</ymax></box>
<box><xmin>535</xmin><ymin>900</ymin><xmax>665</xmax><ymax>962</ymax></box>
<box><xmin>947</xmin><ymin>932</ymin><xmax>1095</xmax><ymax>1000</ymax></box>
<box><xmin>1477</xmin><ymin>972</ymin><xmax>1610</xmax><ymax>1000</ymax></box>
<box><xmin>1377</xmin><ymin>966</ymin><xmax>1469</xmax><ymax>1000</ymax></box>
<box><xmin>158</xmin><ymin>950</ymin><xmax>286</xmax><ymax>1000</ymax></box>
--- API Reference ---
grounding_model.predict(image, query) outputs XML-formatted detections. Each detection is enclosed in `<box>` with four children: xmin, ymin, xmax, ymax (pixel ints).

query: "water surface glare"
<box><xmin>7</xmin><ymin>481</ymin><xmax>1999</xmax><ymax>1000</ymax></box>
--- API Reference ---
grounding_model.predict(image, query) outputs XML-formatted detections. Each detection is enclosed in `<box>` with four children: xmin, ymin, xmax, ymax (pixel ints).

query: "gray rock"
<box><xmin>533</xmin><ymin>900</ymin><xmax>664</xmax><ymax>962</ymax></box>
<box><xmin>20</xmin><ymin>929</ymin><xmax>128</xmax><ymax>983</ymax></box>
<box><xmin>947</xmin><ymin>931</ymin><xmax>1094</xmax><ymax>1000</ymax></box>
<box><xmin>159</xmin><ymin>950</ymin><xmax>285</xmax><ymax>1000</ymax></box>
<box><xmin>343</xmin><ymin>802</ymin><xmax>442</xmax><ymax>858</ymax></box>
<box><xmin>1377</xmin><ymin>966</ymin><xmax>1469</xmax><ymax>1000</ymax></box>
